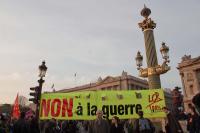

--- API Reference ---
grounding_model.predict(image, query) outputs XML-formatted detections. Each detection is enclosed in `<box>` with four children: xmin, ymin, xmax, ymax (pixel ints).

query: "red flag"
<box><xmin>12</xmin><ymin>94</ymin><xmax>20</xmax><ymax>119</ymax></box>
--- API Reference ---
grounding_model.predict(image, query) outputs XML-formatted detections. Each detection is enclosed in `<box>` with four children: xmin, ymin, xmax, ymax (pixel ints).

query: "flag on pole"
<box><xmin>12</xmin><ymin>93</ymin><xmax>20</xmax><ymax>119</ymax></box>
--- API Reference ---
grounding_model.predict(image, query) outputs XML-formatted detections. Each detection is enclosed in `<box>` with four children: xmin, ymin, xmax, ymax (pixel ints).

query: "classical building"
<box><xmin>57</xmin><ymin>71</ymin><xmax>172</xmax><ymax>109</ymax></box>
<box><xmin>177</xmin><ymin>55</ymin><xmax>200</xmax><ymax>111</ymax></box>
<box><xmin>57</xmin><ymin>71</ymin><xmax>173</xmax><ymax>109</ymax></box>
<box><xmin>57</xmin><ymin>71</ymin><xmax>149</xmax><ymax>93</ymax></box>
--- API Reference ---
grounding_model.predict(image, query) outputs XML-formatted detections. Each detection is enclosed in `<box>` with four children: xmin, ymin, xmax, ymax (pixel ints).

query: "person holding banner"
<box><xmin>187</xmin><ymin>106</ymin><xmax>200</xmax><ymax>133</ymax></box>
<box><xmin>13</xmin><ymin>112</ymin><xmax>30</xmax><ymax>133</ymax></box>
<box><xmin>110</xmin><ymin>116</ymin><xmax>124</xmax><ymax>133</ymax></box>
<box><xmin>133</xmin><ymin>111</ymin><xmax>155</xmax><ymax>133</ymax></box>
<box><xmin>163</xmin><ymin>107</ymin><xmax>183</xmax><ymax>133</ymax></box>
<box><xmin>89</xmin><ymin>110</ymin><xmax>110</xmax><ymax>133</ymax></box>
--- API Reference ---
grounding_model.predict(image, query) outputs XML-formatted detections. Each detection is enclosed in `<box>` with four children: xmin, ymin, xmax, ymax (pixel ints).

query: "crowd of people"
<box><xmin>0</xmin><ymin>105</ymin><xmax>200</xmax><ymax>133</ymax></box>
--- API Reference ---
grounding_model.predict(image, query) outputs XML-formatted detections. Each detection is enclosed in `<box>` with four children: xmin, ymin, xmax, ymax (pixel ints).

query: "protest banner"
<box><xmin>39</xmin><ymin>89</ymin><xmax>166</xmax><ymax>120</ymax></box>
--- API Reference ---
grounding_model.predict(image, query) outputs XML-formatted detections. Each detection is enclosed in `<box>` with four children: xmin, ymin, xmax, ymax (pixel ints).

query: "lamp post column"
<box><xmin>144</xmin><ymin>29</ymin><xmax>161</xmax><ymax>89</ymax></box>
<box><xmin>138</xmin><ymin>6</ymin><xmax>161</xmax><ymax>89</ymax></box>
<box><xmin>136</xmin><ymin>5</ymin><xmax>171</xmax><ymax>131</ymax></box>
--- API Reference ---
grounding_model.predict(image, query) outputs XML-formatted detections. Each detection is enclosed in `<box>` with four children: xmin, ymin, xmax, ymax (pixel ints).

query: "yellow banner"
<box><xmin>39</xmin><ymin>89</ymin><xmax>166</xmax><ymax>120</ymax></box>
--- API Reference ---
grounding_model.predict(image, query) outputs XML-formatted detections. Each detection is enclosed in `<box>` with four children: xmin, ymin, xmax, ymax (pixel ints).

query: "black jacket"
<box><xmin>165</xmin><ymin>112</ymin><xmax>183</xmax><ymax>133</ymax></box>
<box><xmin>110</xmin><ymin>123</ymin><xmax>124</xmax><ymax>133</ymax></box>
<box><xmin>13</xmin><ymin>118</ymin><xmax>30</xmax><ymax>133</ymax></box>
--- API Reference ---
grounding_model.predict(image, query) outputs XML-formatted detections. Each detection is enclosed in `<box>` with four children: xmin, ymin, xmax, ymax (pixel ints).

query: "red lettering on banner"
<box><xmin>51</xmin><ymin>99</ymin><xmax>61</xmax><ymax>117</ymax></box>
<box><xmin>146</xmin><ymin>92</ymin><xmax>163</xmax><ymax>112</ymax></box>
<box><xmin>62</xmin><ymin>98</ymin><xmax>73</xmax><ymax>117</ymax></box>
<box><xmin>40</xmin><ymin>98</ymin><xmax>74</xmax><ymax>118</ymax></box>
<box><xmin>40</xmin><ymin>99</ymin><xmax>51</xmax><ymax>117</ymax></box>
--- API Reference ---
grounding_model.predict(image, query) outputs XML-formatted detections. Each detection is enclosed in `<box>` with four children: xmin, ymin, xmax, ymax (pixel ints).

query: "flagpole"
<box><xmin>74</xmin><ymin>73</ymin><xmax>77</xmax><ymax>86</ymax></box>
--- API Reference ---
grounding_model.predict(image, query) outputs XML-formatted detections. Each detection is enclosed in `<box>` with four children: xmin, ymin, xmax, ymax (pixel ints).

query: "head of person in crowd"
<box><xmin>0</xmin><ymin>114</ymin><xmax>5</xmax><ymax>121</ymax></box>
<box><xmin>51</xmin><ymin>118</ymin><xmax>56</xmax><ymax>122</ymax></box>
<box><xmin>96</xmin><ymin>110</ymin><xmax>103</xmax><ymax>120</ymax></box>
<box><xmin>187</xmin><ymin>113</ymin><xmax>192</xmax><ymax>119</ymax></box>
<box><xmin>137</xmin><ymin>111</ymin><xmax>144</xmax><ymax>118</ymax></box>
<box><xmin>20</xmin><ymin>111</ymin><xmax>26</xmax><ymax>119</ymax></box>
<box><xmin>0</xmin><ymin>114</ymin><xmax>5</xmax><ymax>126</ymax></box>
<box><xmin>188</xmin><ymin>106</ymin><xmax>197</xmax><ymax>115</ymax></box>
<box><xmin>188</xmin><ymin>103</ymin><xmax>194</xmax><ymax>109</ymax></box>
<box><xmin>111</xmin><ymin>116</ymin><xmax>119</xmax><ymax>125</ymax></box>
<box><xmin>162</xmin><ymin>107</ymin><xmax>170</xmax><ymax>114</ymax></box>
<box><xmin>26</xmin><ymin>115</ymin><xmax>33</xmax><ymax>122</ymax></box>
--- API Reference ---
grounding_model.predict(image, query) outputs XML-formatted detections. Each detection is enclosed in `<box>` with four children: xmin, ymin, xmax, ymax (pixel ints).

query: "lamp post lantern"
<box><xmin>38</xmin><ymin>61</ymin><xmax>47</xmax><ymax>78</ymax></box>
<box><xmin>160</xmin><ymin>42</ymin><xmax>169</xmax><ymax>61</ymax></box>
<box><xmin>136</xmin><ymin>5</ymin><xmax>170</xmax><ymax>89</ymax></box>
<box><xmin>135</xmin><ymin>51</ymin><xmax>143</xmax><ymax>70</ymax></box>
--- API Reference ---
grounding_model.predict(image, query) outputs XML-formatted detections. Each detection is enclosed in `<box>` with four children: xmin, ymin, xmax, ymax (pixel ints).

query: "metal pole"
<box><xmin>36</xmin><ymin>77</ymin><xmax>44</xmax><ymax>122</ymax></box>
<box><xmin>143</xmin><ymin>29</ymin><xmax>161</xmax><ymax>89</ymax></box>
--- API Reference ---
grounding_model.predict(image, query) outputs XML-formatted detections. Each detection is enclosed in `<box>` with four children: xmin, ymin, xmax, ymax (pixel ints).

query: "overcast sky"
<box><xmin>0</xmin><ymin>0</ymin><xmax>199</xmax><ymax>104</ymax></box>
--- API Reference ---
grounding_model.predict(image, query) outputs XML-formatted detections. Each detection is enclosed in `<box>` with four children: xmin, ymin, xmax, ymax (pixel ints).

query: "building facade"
<box><xmin>58</xmin><ymin>71</ymin><xmax>148</xmax><ymax>93</ymax></box>
<box><xmin>177</xmin><ymin>55</ymin><xmax>200</xmax><ymax>111</ymax></box>
<box><xmin>163</xmin><ymin>88</ymin><xmax>173</xmax><ymax>112</ymax></box>
<box><xmin>57</xmin><ymin>71</ymin><xmax>172</xmax><ymax>110</ymax></box>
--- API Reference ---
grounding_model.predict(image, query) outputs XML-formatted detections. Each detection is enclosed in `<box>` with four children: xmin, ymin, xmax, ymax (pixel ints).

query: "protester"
<box><xmin>13</xmin><ymin>111</ymin><xmax>30</xmax><ymax>133</ymax></box>
<box><xmin>122</xmin><ymin>120</ymin><xmax>129</xmax><ymax>133</ymax></box>
<box><xmin>163</xmin><ymin>107</ymin><xmax>183</xmax><ymax>133</ymax></box>
<box><xmin>0</xmin><ymin>114</ymin><xmax>7</xmax><ymax>133</ymax></box>
<box><xmin>76</xmin><ymin>120</ymin><xmax>89</xmax><ymax>133</ymax></box>
<box><xmin>125</xmin><ymin>119</ymin><xmax>135</xmax><ymax>133</ymax></box>
<box><xmin>192</xmin><ymin>93</ymin><xmax>200</xmax><ymax>114</ymax></box>
<box><xmin>82</xmin><ymin>120</ymin><xmax>90</xmax><ymax>133</ymax></box>
<box><xmin>43</xmin><ymin>119</ymin><xmax>58</xmax><ymax>133</ymax></box>
<box><xmin>89</xmin><ymin>110</ymin><xmax>110</xmax><ymax>133</ymax></box>
<box><xmin>187</xmin><ymin>106</ymin><xmax>200</xmax><ymax>133</ymax></box>
<box><xmin>133</xmin><ymin>111</ymin><xmax>155</xmax><ymax>133</ymax></box>
<box><xmin>187</xmin><ymin>113</ymin><xmax>193</xmax><ymax>133</ymax></box>
<box><xmin>67</xmin><ymin>120</ymin><xmax>78</xmax><ymax>133</ymax></box>
<box><xmin>110</xmin><ymin>116</ymin><xmax>124</xmax><ymax>133</ymax></box>
<box><xmin>60</xmin><ymin>120</ymin><xmax>67</xmax><ymax>133</ymax></box>
<box><xmin>60</xmin><ymin>120</ymin><xmax>78</xmax><ymax>133</ymax></box>
<box><xmin>29</xmin><ymin>116</ymin><xmax>40</xmax><ymax>133</ymax></box>
<box><xmin>8</xmin><ymin>117</ymin><xmax>15</xmax><ymax>133</ymax></box>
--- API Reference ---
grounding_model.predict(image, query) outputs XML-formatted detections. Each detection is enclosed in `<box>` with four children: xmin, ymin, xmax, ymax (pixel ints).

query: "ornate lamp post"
<box><xmin>36</xmin><ymin>61</ymin><xmax>47</xmax><ymax>121</ymax></box>
<box><xmin>39</xmin><ymin>61</ymin><xmax>47</xmax><ymax>78</ymax></box>
<box><xmin>135</xmin><ymin>5</ymin><xmax>170</xmax><ymax>89</ymax></box>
